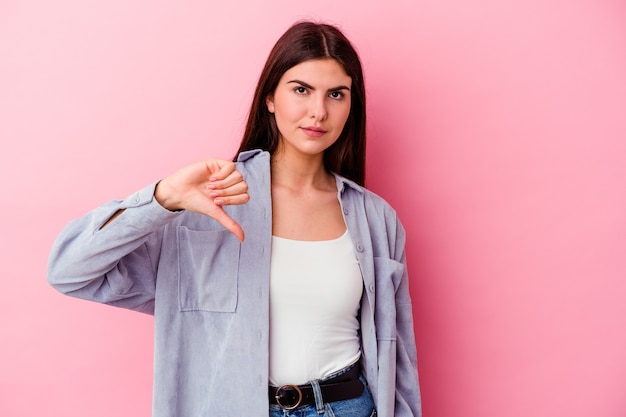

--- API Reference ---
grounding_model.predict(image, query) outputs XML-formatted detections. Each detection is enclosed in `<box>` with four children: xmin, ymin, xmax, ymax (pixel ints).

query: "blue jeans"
<box><xmin>269</xmin><ymin>364</ymin><xmax>376</xmax><ymax>417</ymax></box>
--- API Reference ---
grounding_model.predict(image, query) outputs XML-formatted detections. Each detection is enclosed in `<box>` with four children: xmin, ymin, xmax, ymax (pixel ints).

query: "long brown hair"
<box><xmin>235</xmin><ymin>21</ymin><xmax>367</xmax><ymax>185</ymax></box>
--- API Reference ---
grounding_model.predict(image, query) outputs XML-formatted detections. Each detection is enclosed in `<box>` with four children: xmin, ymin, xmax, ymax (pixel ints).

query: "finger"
<box><xmin>213</xmin><ymin>192</ymin><xmax>250</xmax><ymax>207</ymax></box>
<box><xmin>210</xmin><ymin>207</ymin><xmax>245</xmax><ymax>242</ymax></box>
<box><xmin>206</xmin><ymin>160</ymin><xmax>236</xmax><ymax>182</ymax></box>
<box><xmin>209</xmin><ymin>169</ymin><xmax>245</xmax><ymax>190</ymax></box>
<box><xmin>208</xmin><ymin>180</ymin><xmax>249</xmax><ymax>199</ymax></box>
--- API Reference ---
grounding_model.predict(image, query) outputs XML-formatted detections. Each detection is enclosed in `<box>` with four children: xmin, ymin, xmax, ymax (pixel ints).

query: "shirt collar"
<box><xmin>237</xmin><ymin>149</ymin><xmax>265</xmax><ymax>162</ymax></box>
<box><xmin>238</xmin><ymin>149</ymin><xmax>365</xmax><ymax>194</ymax></box>
<box><xmin>333</xmin><ymin>172</ymin><xmax>365</xmax><ymax>194</ymax></box>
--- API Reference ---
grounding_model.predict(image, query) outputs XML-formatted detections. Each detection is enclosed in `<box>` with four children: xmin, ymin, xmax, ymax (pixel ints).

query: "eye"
<box><xmin>329</xmin><ymin>91</ymin><xmax>345</xmax><ymax>100</ymax></box>
<box><xmin>294</xmin><ymin>86</ymin><xmax>308</xmax><ymax>95</ymax></box>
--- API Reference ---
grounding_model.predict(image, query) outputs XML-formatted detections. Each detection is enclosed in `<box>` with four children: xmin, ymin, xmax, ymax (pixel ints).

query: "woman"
<box><xmin>48</xmin><ymin>21</ymin><xmax>421</xmax><ymax>417</ymax></box>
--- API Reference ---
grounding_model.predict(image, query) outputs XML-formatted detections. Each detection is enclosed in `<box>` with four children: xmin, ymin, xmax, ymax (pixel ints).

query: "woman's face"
<box><xmin>266</xmin><ymin>59</ymin><xmax>352</xmax><ymax>159</ymax></box>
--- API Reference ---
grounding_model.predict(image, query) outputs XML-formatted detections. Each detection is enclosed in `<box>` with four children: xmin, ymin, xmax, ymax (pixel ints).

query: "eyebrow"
<box><xmin>287</xmin><ymin>80</ymin><xmax>351</xmax><ymax>92</ymax></box>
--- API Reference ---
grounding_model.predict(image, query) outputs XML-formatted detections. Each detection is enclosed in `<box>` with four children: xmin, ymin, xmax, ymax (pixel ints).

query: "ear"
<box><xmin>265</xmin><ymin>95</ymin><xmax>275</xmax><ymax>113</ymax></box>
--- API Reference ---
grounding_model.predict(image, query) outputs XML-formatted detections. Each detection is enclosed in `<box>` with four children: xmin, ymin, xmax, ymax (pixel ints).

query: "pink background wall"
<box><xmin>2</xmin><ymin>1</ymin><xmax>625</xmax><ymax>416</ymax></box>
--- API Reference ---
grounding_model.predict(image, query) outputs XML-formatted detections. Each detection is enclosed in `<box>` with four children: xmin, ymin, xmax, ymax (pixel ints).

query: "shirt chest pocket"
<box><xmin>373</xmin><ymin>257</ymin><xmax>406</xmax><ymax>340</ymax></box>
<box><xmin>177</xmin><ymin>226</ymin><xmax>240</xmax><ymax>313</ymax></box>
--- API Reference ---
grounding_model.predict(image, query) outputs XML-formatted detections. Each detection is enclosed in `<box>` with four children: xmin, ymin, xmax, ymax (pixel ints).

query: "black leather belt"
<box><xmin>269</xmin><ymin>365</ymin><xmax>364</xmax><ymax>410</ymax></box>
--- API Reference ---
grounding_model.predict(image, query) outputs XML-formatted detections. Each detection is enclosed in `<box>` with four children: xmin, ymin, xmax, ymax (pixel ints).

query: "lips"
<box><xmin>301</xmin><ymin>126</ymin><xmax>327</xmax><ymax>137</ymax></box>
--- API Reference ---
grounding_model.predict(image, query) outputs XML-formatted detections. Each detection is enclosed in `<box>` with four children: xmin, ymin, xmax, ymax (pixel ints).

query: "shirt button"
<box><xmin>356</xmin><ymin>244</ymin><xmax>364</xmax><ymax>252</ymax></box>
<box><xmin>343</xmin><ymin>208</ymin><xmax>349</xmax><ymax>215</ymax></box>
<box><xmin>133</xmin><ymin>196</ymin><xmax>140</xmax><ymax>204</ymax></box>
<box><xmin>369</xmin><ymin>284</ymin><xmax>375</xmax><ymax>292</ymax></box>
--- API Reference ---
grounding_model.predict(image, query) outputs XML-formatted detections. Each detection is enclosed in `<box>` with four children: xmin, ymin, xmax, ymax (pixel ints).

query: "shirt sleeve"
<box><xmin>393</xmin><ymin>220</ymin><xmax>423</xmax><ymax>417</ymax></box>
<box><xmin>47</xmin><ymin>182</ymin><xmax>182</xmax><ymax>314</ymax></box>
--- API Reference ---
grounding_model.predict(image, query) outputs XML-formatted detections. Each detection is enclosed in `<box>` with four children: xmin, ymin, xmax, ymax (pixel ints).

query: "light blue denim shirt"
<box><xmin>48</xmin><ymin>149</ymin><xmax>422</xmax><ymax>417</ymax></box>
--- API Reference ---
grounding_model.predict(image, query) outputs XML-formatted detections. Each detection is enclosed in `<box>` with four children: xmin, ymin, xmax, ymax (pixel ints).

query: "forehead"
<box><xmin>279</xmin><ymin>59</ymin><xmax>352</xmax><ymax>87</ymax></box>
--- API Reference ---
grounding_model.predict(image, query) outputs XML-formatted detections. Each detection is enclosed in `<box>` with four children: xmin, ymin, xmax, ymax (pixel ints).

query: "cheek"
<box><xmin>274</xmin><ymin>98</ymin><xmax>305</xmax><ymax>123</ymax></box>
<box><xmin>274</xmin><ymin>109</ymin><xmax>297</xmax><ymax>135</ymax></box>
<box><xmin>336</xmin><ymin>103</ymin><xmax>351</xmax><ymax>126</ymax></box>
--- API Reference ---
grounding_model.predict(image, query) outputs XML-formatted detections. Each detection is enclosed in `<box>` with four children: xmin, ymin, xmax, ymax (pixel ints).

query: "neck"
<box><xmin>270</xmin><ymin>151</ymin><xmax>334</xmax><ymax>191</ymax></box>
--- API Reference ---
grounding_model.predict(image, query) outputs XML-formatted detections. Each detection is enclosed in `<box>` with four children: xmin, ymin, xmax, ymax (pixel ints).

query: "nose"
<box><xmin>309</xmin><ymin>94</ymin><xmax>327</xmax><ymax>121</ymax></box>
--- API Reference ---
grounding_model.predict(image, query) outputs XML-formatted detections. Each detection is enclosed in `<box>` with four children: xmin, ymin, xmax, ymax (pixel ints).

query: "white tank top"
<box><xmin>268</xmin><ymin>231</ymin><xmax>363</xmax><ymax>386</ymax></box>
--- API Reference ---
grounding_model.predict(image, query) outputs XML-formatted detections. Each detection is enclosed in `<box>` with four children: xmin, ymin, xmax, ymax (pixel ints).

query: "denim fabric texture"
<box><xmin>48</xmin><ymin>150</ymin><xmax>421</xmax><ymax>417</ymax></box>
